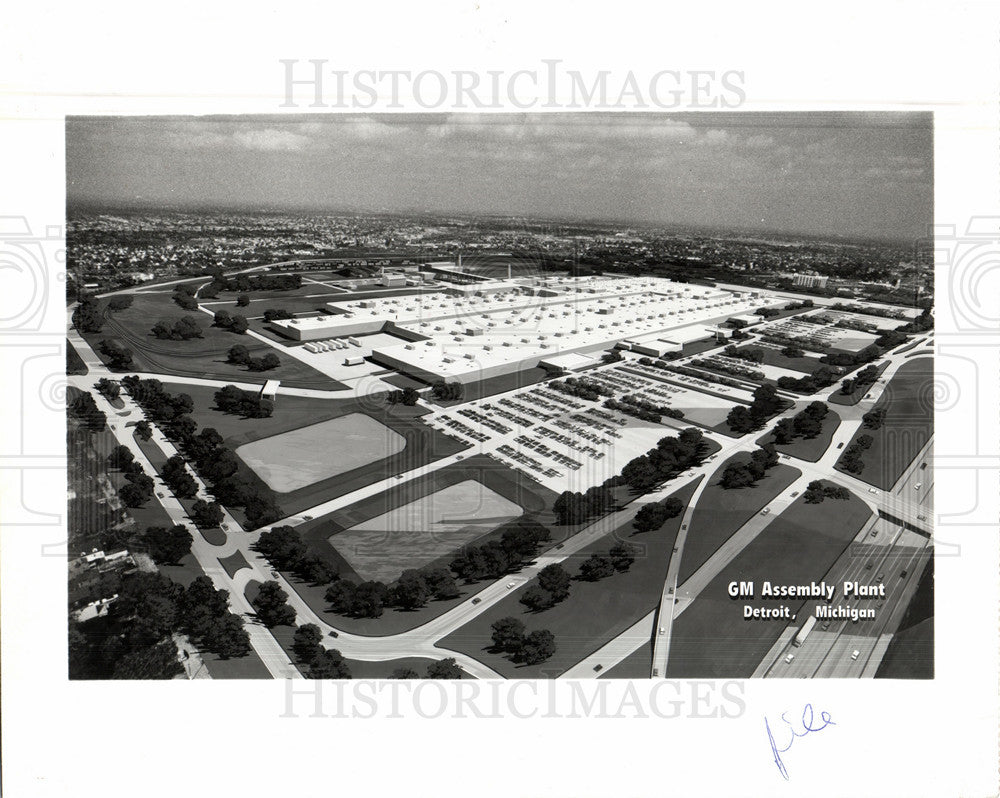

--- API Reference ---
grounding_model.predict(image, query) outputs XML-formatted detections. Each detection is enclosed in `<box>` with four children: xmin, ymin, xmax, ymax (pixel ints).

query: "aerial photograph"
<box><xmin>65</xmin><ymin>112</ymin><xmax>934</xmax><ymax>680</ymax></box>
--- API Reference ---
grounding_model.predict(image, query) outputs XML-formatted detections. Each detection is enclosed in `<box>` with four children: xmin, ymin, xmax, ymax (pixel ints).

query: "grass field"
<box><xmin>678</xmin><ymin>459</ymin><xmax>802</xmax><ymax>584</ymax></box>
<box><xmin>876</xmin><ymin>556</ymin><xmax>934</xmax><ymax>679</ymax></box>
<box><xmin>219</xmin><ymin>551</ymin><xmax>251</xmax><ymax>578</ymax></box>
<box><xmin>437</xmin><ymin>479</ymin><xmax>702</xmax><ymax>678</ymax></box>
<box><xmin>834</xmin><ymin>358</ymin><xmax>933</xmax><ymax>489</ymax></box>
<box><xmin>743</xmin><ymin>344</ymin><xmax>824</xmax><ymax>374</ymax></box>
<box><xmin>82</xmin><ymin>292</ymin><xmax>346</xmax><ymax>389</ymax></box>
<box><xmin>237</xmin><ymin>414</ymin><xmax>406</xmax><ymax>493</ymax></box>
<box><xmin>274</xmin><ymin>455</ymin><xmax>560</xmax><ymax>636</ymax></box>
<box><xmin>666</xmin><ymin>484</ymin><xmax>873</xmax><ymax>678</ymax></box>
<box><xmin>333</xmin><ymin>479</ymin><xmax>524</xmax><ymax>583</ymax></box>
<box><xmin>755</xmin><ymin>407</ymin><xmax>842</xmax><ymax>463</ymax></box>
<box><xmin>599</xmin><ymin>640</ymin><xmax>653</xmax><ymax>678</ymax></box>
<box><xmin>67</xmin><ymin>340</ymin><xmax>88</xmax><ymax>375</ymax></box>
<box><xmin>161</xmin><ymin>381</ymin><xmax>467</xmax><ymax>517</ymax></box>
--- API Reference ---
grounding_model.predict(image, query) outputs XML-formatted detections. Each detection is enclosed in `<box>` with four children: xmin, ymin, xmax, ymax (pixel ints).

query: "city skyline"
<box><xmin>66</xmin><ymin>112</ymin><xmax>933</xmax><ymax>241</ymax></box>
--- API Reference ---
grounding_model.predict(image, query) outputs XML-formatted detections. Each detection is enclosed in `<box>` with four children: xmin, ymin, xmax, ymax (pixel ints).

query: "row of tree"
<box><xmin>840</xmin><ymin>364</ymin><xmax>881</xmax><ymax>397</ymax></box>
<box><xmin>291</xmin><ymin>624</ymin><xmax>352</xmax><ymax>678</ymax></box>
<box><xmin>771</xmin><ymin>401</ymin><xmax>829</xmax><ymax>444</ymax></box>
<box><xmin>633</xmin><ymin>496</ymin><xmax>684</xmax><ymax>533</ymax></box>
<box><xmin>803</xmin><ymin>480</ymin><xmax>851</xmax><ymax>504</ymax></box>
<box><xmin>719</xmin><ymin>444</ymin><xmax>780</xmax><ymax>489</ymax></box>
<box><xmin>618</xmin><ymin>427</ymin><xmax>709</xmax><ymax>493</ymax></box>
<box><xmin>151</xmin><ymin>316</ymin><xmax>202</xmax><ymax>340</ymax></box>
<box><xmin>837</xmin><ymin>433</ymin><xmax>874</xmax><ymax>475</ymax></box>
<box><xmin>214</xmin><ymin>383</ymin><xmax>275</xmax><ymax>417</ymax></box>
<box><xmin>226</xmin><ymin>345</ymin><xmax>281</xmax><ymax>373</ymax></box>
<box><xmin>213</xmin><ymin>310</ymin><xmax>249</xmax><ymax>334</ymax></box>
<box><xmin>430</xmin><ymin>380</ymin><xmax>464</xmax><ymax>401</ymax></box>
<box><xmin>490</xmin><ymin>617</ymin><xmax>556</xmax><ymax>664</ymax></box>
<box><xmin>578</xmin><ymin>542</ymin><xmax>636</xmax><ymax>581</ymax></box>
<box><xmin>173</xmin><ymin>283</ymin><xmax>200</xmax><ymax>310</ymax></box>
<box><xmin>255</xmin><ymin>526</ymin><xmax>337</xmax><ymax>585</ymax></box>
<box><xmin>69</xmin><ymin>391</ymin><xmax>107</xmax><ymax>432</ymax></box>
<box><xmin>726</xmin><ymin>384</ymin><xmax>791</xmax><ymax>433</ymax></box>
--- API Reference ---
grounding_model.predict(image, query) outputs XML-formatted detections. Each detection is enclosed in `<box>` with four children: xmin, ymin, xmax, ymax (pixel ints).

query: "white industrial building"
<box><xmin>268</xmin><ymin>275</ymin><xmax>784</xmax><ymax>384</ymax></box>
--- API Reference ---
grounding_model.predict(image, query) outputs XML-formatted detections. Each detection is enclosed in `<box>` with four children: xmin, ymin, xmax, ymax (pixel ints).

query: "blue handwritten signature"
<box><xmin>765</xmin><ymin>704</ymin><xmax>836</xmax><ymax>780</ymax></box>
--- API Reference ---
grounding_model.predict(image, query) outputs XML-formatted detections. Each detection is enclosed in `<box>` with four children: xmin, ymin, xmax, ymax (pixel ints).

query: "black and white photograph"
<box><xmin>2</xmin><ymin>3</ymin><xmax>998</xmax><ymax>797</ymax></box>
<box><xmin>64</xmin><ymin>112</ymin><xmax>935</xmax><ymax>682</ymax></box>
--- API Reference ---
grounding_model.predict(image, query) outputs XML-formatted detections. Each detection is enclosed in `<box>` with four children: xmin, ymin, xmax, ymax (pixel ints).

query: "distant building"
<box><xmin>793</xmin><ymin>274</ymin><xmax>829</xmax><ymax>289</ymax></box>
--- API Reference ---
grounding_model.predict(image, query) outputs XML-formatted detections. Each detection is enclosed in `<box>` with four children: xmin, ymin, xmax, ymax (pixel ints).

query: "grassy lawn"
<box><xmin>67</xmin><ymin>340</ymin><xmax>88</xmax><ymax>374</ymax></box>
<box><xmin>834</xmin><ymin>358</ymin><xmax>933</xmax><ymax>489</ymax></box>
<box><xmin>755</xmin><ymin>407</ymin><xmax>842</xmax><ymax>463</ymax></box>
<box><xmin>678</xmin><ymin>459</ymin><xmax>802</xmax><ymax>584</ymax></box>
<box><xmin>199</xmin><ymin>648</ymin><xmax>273</xmax><ymax>679</ymax></box>
<box><xmin>828</xmin><ymin>360</ymin><xmax>891</xmax><ymax>406</ymax></box>
<box><xmin>159</xmin><ymin>380</ymin><xmax>467</xmax><ymax>518</ymax></box>
<box><xmin>876</xmin><ymin>556</ymin><xmax>934</xmax><ymax>679</ymax></box>
<box><xmin>280</xmin><ymin>454</ymin><xmax>560</xmax><ymax>636</ymax></box>
<box><xmin>219</xmin><ymin>551</ymin><xmax>251</xmax><ymax>578</ymax></box>
<box><xmin>666</xmin><ymin>483</ymin><xmax>873</xmax><ymax>678</ymax></box>
<box><xmin>599</xmin><ymin>641</ymin><xmax>653</xmax><ymax>679</ymax></box>
<box><xmin>745</xmin><ymin>345</ymin><xmax>824</xmax><ymax>375</ymax></box>
<box><xmin>436</xmin><ymin>479</ymin><xmax>702</xmax><ymax>678</ymax></box>
<box><xmin>82</xmin><ymin>292</ymin><xmax>346</xmax><ymax>389</ymax></box>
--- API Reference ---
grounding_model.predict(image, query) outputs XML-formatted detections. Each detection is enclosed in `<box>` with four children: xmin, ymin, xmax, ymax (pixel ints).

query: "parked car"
<box><xmin>850</xmin><ymin>650</ymin><xmax>860</xmax><ymax>661</ymax></box>
<box><xmin>784</xmin><ymin>653</ymin><xmax>795</xmax><ymax>664</ymax></box>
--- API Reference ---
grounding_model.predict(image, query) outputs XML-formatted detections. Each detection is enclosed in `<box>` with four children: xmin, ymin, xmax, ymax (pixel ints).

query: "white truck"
<box><xmin>793</xmin><ymin>616</ymin><xmax>817</xmax><ymax>647</ymax></box>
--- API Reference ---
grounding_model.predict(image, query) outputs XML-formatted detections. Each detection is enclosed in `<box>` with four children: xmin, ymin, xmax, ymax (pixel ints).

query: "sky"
<box><xmin>66</xmin><ymin>113</ymin><xmax>933</xmax><ymax>239</ymax></box>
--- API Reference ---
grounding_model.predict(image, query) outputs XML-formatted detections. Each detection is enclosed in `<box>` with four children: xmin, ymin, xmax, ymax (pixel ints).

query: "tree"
<box><xmin>191</xmin><ymin>499</ymin><xmax>224</xmax><ymax>528</ymax></box>
<box><xmin>236</xmin><ymin>294</ymin><xmax>250</xmax><ymax>307</ymax></box>
<box><xmin>520</xmin><ymin>629</ymin><xmax>556</xmax><ymax>665</ymax></box>
<box><xmin>134</xmin><ymin>420</ymin><xmax>153</xmax><ymax>441</ymax></box>
<box><xmin>309</xmin><ymin>649</ymin><xmax>351</xmax><ymax>679</ymax></box>
<box><xmin>119</xmin><ymin>481</ymin><xmax>152</xmax><ymax>508</ymax></box>
<box><xmin>202</xmin><ymin>614</ymin><xmax>251</xmax><ymax>659</ymax></box>
<box><xmin>781</xmin><ymin>346</ymin><xmax>804</xmax><ymax>359</ymax></box>
<box><xmin>400</xmin><ymin>386</ymin><xmax>420</xmax><ymax>406</ymax></box>
<box><xmin>213</xmin><ymin>310</ymin><xmax>232</xmax><ymax>328</ymax></box>
<box><xmin>720</xmin><ymin>462</ymin><xmax>756</xmax><ymax>489</ymax></box>
<box><xmin>96</xmin><ymin>377</ymin><xmax>121</xmax><ymax>400</ymax></box>
<box><xmin>142</xmin><ymin>524</ymin><xmax>193</xmax><ymax>564</ymax></box>
<box><xmin>227</xmin><ymin>345</ymin><xmax>250</xmax><ymax>365</ymax></box>
<box><xmin>537</xmin><ymin>564</ymin><xmax>571</xmax><ymax>601</ymax></box>
<box><xmin>426</xmin><ymin>658</ymin><xmax>463</xmax><ymax>679</ymax></box>
<box><xmin>292</xmin><ymin>623</ymin><xmax>324</xmax><ymax>664</ymax></box>
<box><xmin>520</xmin><ymin>585</ymin><xmax>555</xmax><ymax>612</ymax></box>
<box><xmin>72</xmin><ymin>298</ymin><xmax>104</xmax><ymax>333</ymax></box>
<box><xmin>390</xmin><ymin>668</ymin><xmax>420</xmax><ymax>679</ymax></box>
<box><xmin>259</xmin><ymin>352</ymin><xmax>280</xmax><ymax>370</ymax></box>
<box><xmin>772</xmin><ymin>418</ymin><xmax>796</xmax><ymax>445</ymax></box>
<box><xmin>108</xmin><ymin>295</ymin><xmax>134</xmax><ymax>312</ymax></box>
<box><xmin>252</xmin><ymin>581</ymin><xmax>297</xmax><ymax>627</ymax></box>
<box><xmin>229</xmin><ymin>315</ymin><xmax>249</xmax><ymax>335</ymax></box>
<box><xmin>325</xmin><ymin>580</ymin><xmax>358</xmax><ymax>615</ymax></box>
<box><xmin>578</xmin><ymin>553</ymin><xmax>615</xmax><ymax>582</ymax></box>
<box><xmin>862</xmin><ymin>408</ymin><xmax>887</xmax><ymax>430</ymax></box>
<box><xmin>421</xmin><ymin>566</ymin><xmax>460</xmax><ymax>600</ymax></box>
<box><xmin>107</xmin><ymin>444</ymin><xmax>134</xmax><ymax>469</ymax></box>
<box><xmin>351</xmin><ymin>581</ymin><xmax>389</xmax><ymax>618</ymax></box>
<box><xmin>856</xmin><ymin>434</ymin><xmax>874</xmax><ymax>449</ymax></box>
<box><xmin>391</xmin><ymin>570</ymin><xmax>430</xmax><ymax>610</ymax></box>
<box><xmin>634</xmin><ymin>502</ymin><xmax>668</xmax><ymax>533</ymax></box>
<box><xmin>609</xmin><ymin>542</ymin><xmax>636</xmax><ymax>572</ymax></box>
<box><xmin>490</xmin><ymin>616</ymin><xmax>526</xmax><ymax>654</ymax></box>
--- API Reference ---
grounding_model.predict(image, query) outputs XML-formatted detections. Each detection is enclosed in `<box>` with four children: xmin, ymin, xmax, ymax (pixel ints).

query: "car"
<box><xmin>505</xmin><ymin>582</ymin><xmax>516</xmax><ymax>589</ymax></box>
<box><xmin>865</xmin><ymin>560</ymin><xmax>873</xmax><ymax>569</ymax></box>
<box><xmin>555</xmin><ymin>543</ymin><xmax>564</xmax><ymax>549</ymax></box>
<box><xmin>395</xmin><ymin>474</ymin><xmax>403</xmax><ymax>480</ymax></box>
<box><xmin>672</xmin><ymin>546</ymin><xmax>678</xmax><ymax>553</ymax></box>
<box><xmin>780</xmin><ymin>454</ymin><xmax>790</xmax><ymax>460</ymax></box>
<box><xmin>876</xmin><ymin>572</ymin><xmax>884</xmax><ymax>583</ymax></box>
<box><xmin>593</xmin><ymin>664</ymin><xmax>603</xmax><ymax>672</ymax></box>
<box><xmin>652</xmin><ymin>668</ymin><xmax>659</xmax><ymax>677</ymax></box>
<box><xmin>658</xmin><ymin>627</ymin><xmax>666</xmax><ymax>636</ymax></box>
<box><xmin>791</xmin><ymin>491</ymin><xmax>799</xmax><ymax>497</ymax></box>
<box><xmin>920</xmin><ymin>462</ymin><xmax>927</xmax><ymax>470</ymax></box>
<box><xmin>270</xmin><ymin>569</ymin><xmax>279</xmax><ymax>578</ymax></box>
<box><xmin>900</xmin><ymin>569</ymin><xmax>907</xmax><ymax>578</ymax></box>
<box><xmin>456</xmin><ymin>454</ymin><xmax>464</xmax><ymax>460</ymax></box>
<box><xmin>760</xmin><ymin>508</ymin><xmax>770</xmax><ymax>515</ymax></box>
<box><xmin>837</xmin><ymin>442</ymin><xmax>845</xmax><ymax>449</ymax></box>
<box><xmin>784</xmin><ymin>653</ymin><xmax>795</xmax><ymax>664</ymax></box>
<box><xmin>668</xmin><ymin>587</ymin><xmax>674</xmax><ymax>595</ymax></box>
<box><xmin>681</xmin><ymin>524</ymin><xmax>687</xmax><ymax>531</ymax></box>
<box><xmin>821</xmin><ymin>620</ymin><xmax>831</xmax><ymax>630</ymax></box>
<box><xmin>471</xmin><ymin>597</ymin><xmax>482</xmax><ymax>604</ymax></box>
<box><xmin>914</xmin><ymin>483</ymin><xmax>922</xmax><ymax>490</ymax></box>
<box><xmin>850</xmin><ymin>650</ymin><xmax>860</xmax><ymax>661</ymax></box>
<box><xmin>156</xmin><ymin>492</ymin><xmax>164</xmax><ymax>499</ymax></box>
<box><xmin>868</xmin><ymin>488</ymin><xmax>879</xmax><ymax>494</ymax></box>
<box><xmin>220</xmin><ymin>522</ymin><xmax>228</xmax><ymax>531</ymax></box>
<box><xmin>917</xmin><ymin>515</ymin><xmax>927</xmax><ymax>521</ymax></box>
<box><xmin>328</xmin><ymin>630</ymin><xmax>339</xmax><ymax>638</ymax></box>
